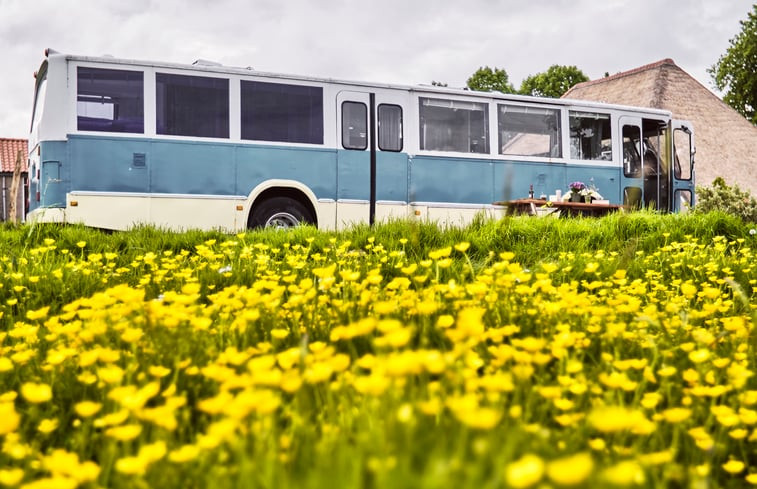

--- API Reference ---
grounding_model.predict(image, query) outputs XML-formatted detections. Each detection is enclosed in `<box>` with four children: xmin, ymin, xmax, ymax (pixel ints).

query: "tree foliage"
<box><xmin>466</xmin><ymin>66</ymin><xmax>515</xmax><ymax>94</ymax></box>
<box><xmin>518</xmin><ymin>65</ymin><xmax>589</xmax><ymax>98</ymax></box>
<box><xmin>708</xmin><ymin>5</ymin><xmax>757</xmax><ymax>124</ymax></box>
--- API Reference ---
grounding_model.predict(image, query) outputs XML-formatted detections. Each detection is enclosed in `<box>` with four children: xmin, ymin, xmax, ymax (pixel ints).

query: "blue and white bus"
<box><xmin>27</xmin><ymin>49</ymin><xmax>695</xmax><ymax>231</ymax></box>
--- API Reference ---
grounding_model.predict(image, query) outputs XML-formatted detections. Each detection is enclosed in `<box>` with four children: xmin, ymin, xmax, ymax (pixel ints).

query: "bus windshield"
<box><xmin>30</xmin><ymin>73</ymin><xmax>48</xmax><ymax>135</ymax></box>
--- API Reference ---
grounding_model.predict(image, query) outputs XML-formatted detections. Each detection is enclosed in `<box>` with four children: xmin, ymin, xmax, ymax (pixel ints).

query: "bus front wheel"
<box><xmin>249</xmin><ymin>196</ymin><xmax>314</xmax><ymax>229</ymax></box>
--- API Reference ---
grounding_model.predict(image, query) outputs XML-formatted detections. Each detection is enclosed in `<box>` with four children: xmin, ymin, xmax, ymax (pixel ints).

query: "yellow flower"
<box><xmin>115</xmin><ymin>456</ymin><xmax>147</xmax><ymax>476</ymax></box>
<box><xmin>722</xmin><ymin>459</ymin><xmax>745</xmax><ymax>474</ymax></box>
<box><xmin>0</xmin><ymin>468</ymin><xmax>24</xmax><ymax>486</ymax></box>
<box><xmin>21</xmin><ymin>382</ymin><xmax>52</xmax><ymax>403</ymax></box>
<box><xmin>688</xmin><ymin>349</ymin><xmax>710</xmax><ymax>364</ymax></box>
<box><xmin>0</xmin><ymin>402</ymin><xmax>20</xmax><ymax>435</ymax></box>
<box><xmin>138</xmin><ymin>441</ymin><xmax>167</xmax><ymax>463</ymax></box>
<box><xmin>74</xmin><ymin>401</ymin><xmax>102</xmax><ymax>418</ymax></box>
<box><xmin>38</xmin><ymin>418</ymin><xmax>59</xmax><ymax>434</ymax></box>
<box><xmin>105</xmin><ymin>424</ymin><xmax>142</xmax><ymax>441</ymax></box>
<box><xmin>745</xmin><ymin>473</ymin><xmax>757</xmax><ymax>485</ymax></box>
<box><xmin>148</xmin><ymin>365</ymin><xmax>171</xmax><ymax>378</ymax></box>
<box><xmin>0</xmin><ymin>358</ymin><xmax>12</xmax><ymax>373</ymax></box>
<box><xmin>602</xmin><ymin>461</ymin><xmax>645</xmax><ymax>485</ymax></box>
<box><xmin>588</xmin><ymin>406</ymin><xmax>646</xmax><ymax>433</ymax></box>
<box><xmin>168</xmin><ymin>444</ymin><xmax>200</xmax><ymax>463</ymax></box>
<box><xmin>505</xmin><ymin>454</ymin><xmax>545</xmax><ymax>488</ymax></box>
<box><xmin>546</xmin><ymin>452</ymin><xmax>594</xmax><ymax>486</ymax></box>
<box><xmin>662</xmin><ymin>408</ymin><xmax>692</xmax><ymax>423</ymax></box>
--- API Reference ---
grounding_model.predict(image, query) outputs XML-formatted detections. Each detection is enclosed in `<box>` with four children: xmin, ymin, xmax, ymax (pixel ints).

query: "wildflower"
<box><xmin>588</xmin><ymin>406</ymin><xmax>647</xmax><ymax>433</ymax></box>
<box><xmin>722</xmin><ymin>459</ymin><xmax>745</xmax><ymax>474</ymax></box>
<box><xmin>74</xmin><ymin>401</ymin><xmax>102</xmax><ymax>418</ymax></box>
<box><xmin>38</xmin><ymin>418</ymin><xmax>59</xmax><ymax>434</ymax></box>
<box><xmin>505</xmin><ymin>454</ymin><xmax>545</xmax><ymax>488</ymax></box>
<box><xmin>546</xmin><ymin>452</ymin><xmax>594</xmax><ymax>486</ymax></box>
<box><xmin>602</xmin><ymin>461</ymin><xmax>645</xmax><ymax>485</ymax></box>
<box><xmin>0</xmin><ymin>468</ymin><xmax>24</xmax><ymax>486</ymax></box>
<box><xmin>105</xmin><ymin>424</ymin><xmax>142</xmax><ymax>441</ymax></box>
<box><xmin>21</xmin><ymin>382</ymin><xmax>52</xmax><ymax>403</ymax></box>
<box><xmin>169</xmin><ymin>444</ymin><xmax>200</xmax><ymax>463</ymax></box>
<box><xmin>662</xmin><ymin>408</ymin><xmax>692</xmax><ymax>423</ymax></box>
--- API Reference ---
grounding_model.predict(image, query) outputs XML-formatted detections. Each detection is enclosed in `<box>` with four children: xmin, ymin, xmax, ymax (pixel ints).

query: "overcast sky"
<box><xmin>0</xmin><ymin>0</ymin><xmax>751</xmax><ymax>139</ymax></box>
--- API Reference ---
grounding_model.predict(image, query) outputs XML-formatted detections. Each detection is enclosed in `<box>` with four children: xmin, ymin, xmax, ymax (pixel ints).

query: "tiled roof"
<box><xmin>563</xmin><ymin>59</ymin><xmax>757</xmax><ymax>195</ymax></box>
<box><xmin>0</xmin><ymin>138</ymin><xmax>28</xmax><ymax>173</ymax></box>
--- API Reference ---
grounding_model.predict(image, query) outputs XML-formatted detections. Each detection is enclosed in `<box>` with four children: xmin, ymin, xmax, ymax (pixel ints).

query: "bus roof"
<box><xmin>47</xmin><ymin>49</ymin><xmax>673</xmax><ymax>118</ymax></box>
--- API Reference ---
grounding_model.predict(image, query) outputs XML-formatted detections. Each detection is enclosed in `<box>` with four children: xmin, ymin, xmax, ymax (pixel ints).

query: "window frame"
<box><xmin>155</xmin><ymin>72</ymin><xmax>230</xmax><ymax>139</ymax></box>
<box><xmin>240</xmin><ymin>80</ymin><xmax>324</xmax><ymax>145</ymax></box>
<box><xmin>418</xmin><ymin>96</ymin><xmax>490</xmax><ymax>155</ymax></box>
<box><xmin>377</xmin><ymin>103</ymin><xmax>403</xmax><ymax>152</ymax></box>
<box><xmin>76</xmin><ymin>66</ymin><xmax>145</xmax><ymax>134</ymax></box>
<box><xmin>568</xmin><ymin>110</ymin><xmax>613</xmax><ymax>161</ymax></box>
<box><xmin>497</xmin><ymin>102</ymin><xmax>562</xmax><ymax>158</ymax></box>
<box><xmin>341</xmin><ymin>101</ymin><xmax>368</xmax><ymax>151</ymax></box>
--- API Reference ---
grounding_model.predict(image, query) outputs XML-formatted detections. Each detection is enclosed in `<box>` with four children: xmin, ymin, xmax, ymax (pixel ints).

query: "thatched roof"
<box><xmin>563</xmin><ymin>59</ymin><xmax>757</xmax><ymax>195</ymax></box>
<box><xmin>0</xmin><ymin>138</ymin><xmax>28</xmax><ymax>173</ymax></box>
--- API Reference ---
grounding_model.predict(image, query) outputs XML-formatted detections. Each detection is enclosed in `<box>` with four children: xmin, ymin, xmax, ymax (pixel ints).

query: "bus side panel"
<box><xmin>150</xmin><ymin>140</ymin><xmax>235</xmax><ymax>195</ymax></box>
<box><xmin>409</xmin><ymin>156</ymin><xmax>493</xmax><ymax>204</ymax></box>
<box><xmin>494</xmin><ymin>160</ymin><xmax>567</xmax><ymax>202</ymax></box>
<box><xmin>69</xmin><ymin>135</ymin><xmax>150</xmax><ymax>193</ymax></box>
<box><xmin>37</xmin><ymin>140</ymin><xmax>69</xmax><ymax>208</ymax></box>
<box><xmin>376</xmin><ymin>152</ymin><xmax>409</xmax><ymax>203</ymax></box>
<box><xmin>235</xmin><ymin>145</ymin><xmax>337</xmax><ymax>199</ymax></box>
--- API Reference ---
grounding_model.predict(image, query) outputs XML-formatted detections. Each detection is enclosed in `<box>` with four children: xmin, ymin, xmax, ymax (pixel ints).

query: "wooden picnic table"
<box><xmin>495</xmin><ymin>199</ymin><xmax>626</xmax><ymax>217</ymax></box>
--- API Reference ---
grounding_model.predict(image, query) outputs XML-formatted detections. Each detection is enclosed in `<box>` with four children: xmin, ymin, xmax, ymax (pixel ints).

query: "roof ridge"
<box><xmin>565</xmin><ymin>58</ymin><xmax>677</xmax><ymax>96</ymax></box>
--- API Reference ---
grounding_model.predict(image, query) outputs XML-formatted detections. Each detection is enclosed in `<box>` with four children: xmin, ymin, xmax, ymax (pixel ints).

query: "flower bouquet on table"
<box><xmin>564</xmin><ymin>181</ymin><xmax>603</xmax><ymax>203</ymax></box>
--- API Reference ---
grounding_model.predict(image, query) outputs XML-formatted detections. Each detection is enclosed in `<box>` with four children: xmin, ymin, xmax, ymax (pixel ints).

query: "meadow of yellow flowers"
<box><xmin>0</xmin><ymin>218</ymin><xmax>755</xmax><ymax>488</ymax></box>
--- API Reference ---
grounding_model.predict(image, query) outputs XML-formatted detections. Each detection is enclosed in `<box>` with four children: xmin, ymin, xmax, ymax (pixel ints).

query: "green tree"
<box><xmin>466</xmin><ymin>66</ymin><xmax>515</xmax><ymax>94</ymax></box>
<box><xmin>708</xmin><ymin>5</ymin><xmax>757</xmax><ymax>124</ymax></box>
<box><xmin>518</xmin><ymin>65</ymin><xmax>589</xmax><ymax>98</ymax></box>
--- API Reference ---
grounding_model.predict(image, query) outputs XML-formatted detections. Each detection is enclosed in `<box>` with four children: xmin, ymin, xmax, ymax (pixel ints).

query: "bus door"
<box><xmin>337</xmin><ymin>91</ymin><xmax>371</xmax><ymax>227</ymax></box>
<box><xmin>336</xmin><ymin>91</ymin><xmax>407</xmax><ymax>227</ymax></box>
<box><xmin>618</xmin><ymin>116</ymin><xmax>644</xmax><ymax>209</ymax></box>
<box><xmin>672</xmin><ymin>120</ymin><xmax>695</xmax><ymax>212</ymax></box>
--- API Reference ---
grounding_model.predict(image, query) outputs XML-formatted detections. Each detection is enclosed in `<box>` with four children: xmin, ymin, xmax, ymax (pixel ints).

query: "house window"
<box><xmin>156</xmin><ymin>73</ymin><xmax>229</xmax><ymax>138</ymax></box>
<box><xmin>77</xmin><ymin>67</ymin><xmax>144</xmax><ymax>133</ymax></box>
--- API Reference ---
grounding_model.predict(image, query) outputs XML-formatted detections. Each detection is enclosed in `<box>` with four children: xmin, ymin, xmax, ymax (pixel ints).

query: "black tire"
<box><xmin>248</xmin><ymin>196</ymin><xmax>315</xmax><ymax>229</ymax></box>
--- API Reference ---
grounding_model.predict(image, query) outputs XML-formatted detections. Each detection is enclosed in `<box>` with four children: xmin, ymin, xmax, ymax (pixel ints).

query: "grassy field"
<box><xmin>0</xmin><ymin>211</ymin><xmax>755</xmax><ymax>488</ymax></box>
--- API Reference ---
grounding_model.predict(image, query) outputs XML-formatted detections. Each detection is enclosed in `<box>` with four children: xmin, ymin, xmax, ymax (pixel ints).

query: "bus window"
<box><xmin>77</xmin><ymin>67</ymin><xmax>144</xmax><ymax>133</ymax></box>
<box><xmin>31</xmin><ymin>75</ymin><xmax>47</xmax><ymax>134</ymax></box>
<box><xmin>378</xmin><ymin>104</ymin><xmax>403</xmax><ymax>152</ymax></box>
<box><xmin>674</xmin><ymin>128</ymin><xmax>692</xmax><ymax>180</ymax></box>
<box><xmin>498</xmin><ymin>104</ymin><xmax>561</xmax><ymax>158</ymax></box>
<box><xmin>569</xmin><ymin>111</ymin><xmax>612</xmax><ymax>160</ymax></box>
<box><xmin>622</xmin><ymin>125</ymin><xmax>642</xmax><ymax>177</ymax></box>
<box><xmin>342</xmin><ymin>101</ymin><xmax>367</xmax><ymax>150</ymax></box>
<box><xmin>241</xmin><ymin>81</ymin><xmax>323</xmax><ymax>144</ymax></box>
<box><xmin>156</xmin><ymin>73</ymin><xmax>229</xmax><ymax>138</ymax></box>
<box><xmin>419</xmin><ymin>98</ymin><xmax>489</xmax><ymax>154</ymax></box>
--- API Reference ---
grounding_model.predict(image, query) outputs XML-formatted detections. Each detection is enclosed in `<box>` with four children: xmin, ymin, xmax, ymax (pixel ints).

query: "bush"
<box><xmin>696</xmin><ymin>177</ymin><xmax>757</xmax><ymax>223</ymax></box>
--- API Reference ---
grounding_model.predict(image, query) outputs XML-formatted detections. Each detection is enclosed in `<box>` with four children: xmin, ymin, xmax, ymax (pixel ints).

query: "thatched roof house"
<box><xmin>563</xmin><ymin>59</ymin><xmax>757</xmax><ymax>195</ymax></box>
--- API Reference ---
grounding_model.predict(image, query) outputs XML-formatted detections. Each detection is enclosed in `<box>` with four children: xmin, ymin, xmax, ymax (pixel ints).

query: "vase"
<box><xmin>569</xmin><ymin>193</ymin><xmax>582</xmax><ymax>202</ymax></box>
<box><xmin>584</xmin><ymin>195</ymin><xmax>592</xmax><ymax>203</ymax></box>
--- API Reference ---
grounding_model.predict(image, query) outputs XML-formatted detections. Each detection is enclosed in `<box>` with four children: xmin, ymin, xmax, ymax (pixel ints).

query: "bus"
<box><xmin>27</xmin><ymin>49</ymin><xmax>695</xmax><ymax>231</ymax></box>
